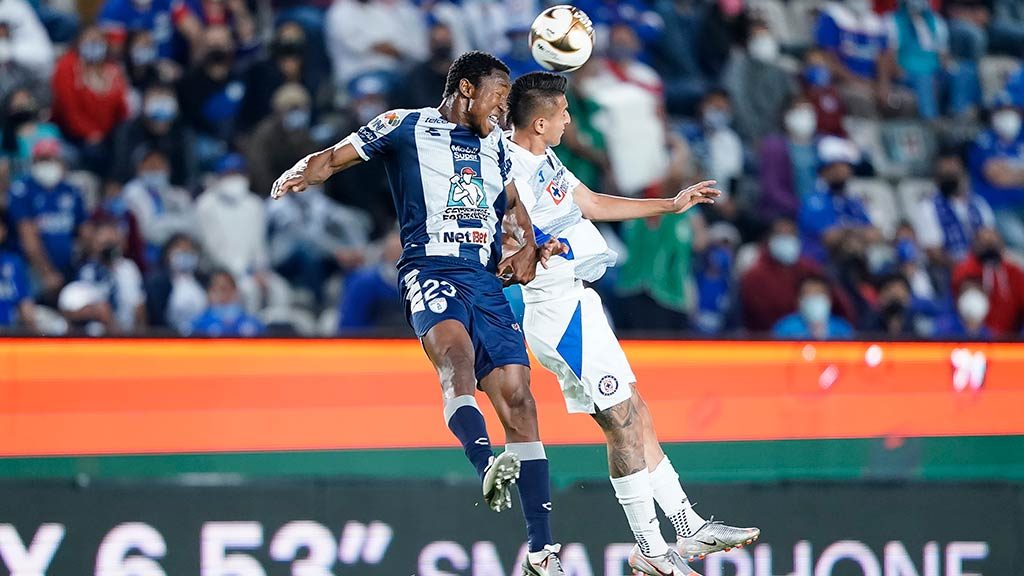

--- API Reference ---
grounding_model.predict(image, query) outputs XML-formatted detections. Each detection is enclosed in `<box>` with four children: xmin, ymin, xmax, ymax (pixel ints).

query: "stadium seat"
<box><xmin>318</xmin><ymin>307</ymin><xmax>339</xmax><ymax>336</ymax></box>
<box><xmin>66</xmin><ymin>170</ymin><xmax>101</xmax><ymax>213</ymax></box>
<box><xmin>32</xmin><ymin>305</ymin><xmax>68</xmax><ymax>336</ymax></box>
<box><xmin>879</xmin><ymin>120</ymin><xmax>937</xmax><ymax>179</ymax></box>
<box><xmin>260</xmin><ymin>306</ymin><xmax>317</xmax><ymax>336</ymax></box>
<box><xmin>843</xmin><ymin>116</ymin><xmax>887</xmax><ymax>173</ymax></box>
<box><xmin>733</xmin><ymin>242</ymin><xmax>762</xmax><ymax>279</ymax></box>
<box><xmin>978</xmin><ymin>55</ymin><xmax>1022</xmax><ymax>104</ymax></box>
<box><xmin>895</xmin><ymin>178</ymin><xmax>936</xmax><ymax>231</ymax></box>
<box><xmin>748</xmin><ymin>0</ymin><xmax>795</xmax><ymax>47</ymax></box>
<box><xmin>847</xmin><ymin>178</ymin><xmax>901</xmax><ymax>238</ymax></box>
<box><xmin>785</xmin><ymin>0</ymin><xmax>824</xmax><ymax>47</ymax></box>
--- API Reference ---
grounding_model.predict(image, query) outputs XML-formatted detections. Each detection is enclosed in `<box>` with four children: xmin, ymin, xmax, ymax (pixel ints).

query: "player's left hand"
<box><xmin>497</xmin><ymin>238</ymin><xmax>568</xmax><ymax>286</ymax></box>
<box><xmin>671</xmin><ymin>180</ymin><xmax>721</xmax><ymax>213</ymax></box>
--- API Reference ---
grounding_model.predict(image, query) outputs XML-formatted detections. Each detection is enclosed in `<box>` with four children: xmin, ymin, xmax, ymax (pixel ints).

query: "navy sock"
<box><xmin>507</xmin><ymin>442</ymin><xmax>554</xmax><ymax>552</ymax></box>
<box><xmin>444</xmin><ymin>396</ymin><xmax>493</xmax><ymax>480</ymax></box>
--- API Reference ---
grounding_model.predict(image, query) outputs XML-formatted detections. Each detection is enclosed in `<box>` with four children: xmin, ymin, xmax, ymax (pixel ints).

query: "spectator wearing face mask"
<box><xmin>324</xmin><ymin>0</ymin><xmax>428</xmax><ymax>87</ymax></box>
<box><xmin>51</xmin><ymin>26</ymin><xmax>129</xmax><ymax>177</ymax></box>
<box><xmin>244</xmin><ymin>83</ymin><xmax>319</xmax><ymax>199</ymax></box>
<box><xmin>936</xmin><ymin>279</ymin><xmax>992</xmax><ymax>340</ymax></box>
<box><xmin>178</xmin><ymin>25</ymin><xmax>246</xmax><ymax>166</ymax></box>
<box><xmin>892</xmin><ymin>223</ymin><xmax>944</xmax><ymax>319</ymax></box>
<box><xmin>951</xmin><ymin>227</ymin><xmax>1024</xmax><ymax>336</ymax></box>
<box><xmin>7</xmin><ymin>139</ymin><xmax>88</xmax><ymax>302</ymax></box>
<box><xmin>799</xmin><ymin>136</ymin><xmax>879</xmax><ymax>264</ymax></box>
<box><xmin>740</xmin><ymin>217</ymin><xmax>854</xmax><ymax>333</ymax></box>
<box><xmin>0</xmin><ymin>0</ymin><xmax>55</xmax><ymax>78</ymax></box>
<box><xmin>62</xmin><ymin>217</ymin><xmax>146</xmax><ymax>333</ymax></box>
<box><xmin>145</xmin><ymin>233</ymin><xmax>206</xmax><ymax>332</ymax></box>
<box><xmin>122</xmin><ymin>148</ymin><xmax>198</xmax><ymax>264</ymax></box>
<box><xmin>397</xmin><ymin>20</ymin><xmax>455</xmax><ymax>108</ymax></box>
<box><xmin>772</xmin><ymin>274</ymin><xmax>854</xmax><ymax>339</ymax></box>
<box><xmin>196</xmin><ymin>154</ymin><xmax>267</xmax><ymax>279</ymax></box>
<box><xmin>681</xmin><ymin>89</ymin><xmax>743</xmax><ymax>204</ymax></box>
<box><xmin>868</xmin><ymin>273</ymin><xmax>929</xmax><ymax>337</ymax></box>
<box><xmin>122</xmin><ymin>30</ymin><xmax>181</xmax><ymax>97</ymax></box>
<box><xmin>968</xmin><ymin>94</ymin><xmax>1024</xmax><ymax>250</ymax></box>
<box><xmin>759</xmin><ymin>95</ymin><xmax>821</xmax><ymax>222</ymax></box>
<box><xmin>188</xmin><ymin>268</ymin><xmax>264</xmax><ymax>337</ymax></box>
<box><xmin>722</xmin><ymin>19</ymin><xmax>796</xmax><ymax>144</ymax></box>
<box><xmin>327</xmin><ymin>73</ymin><xmax>396</xmax><ymax>234</ymax></box>
<box><xmin>111</xmin><ymin>84</ymin><xmax>196</xmax><ymax>188</ymax></box>
<box><xmin>239</xmin><ymin>22</ymin><xmax>319</xmax><ymax>134</ymax></box>
<box><xmin>914</xmin><ymin>146</ymin><xmax>994</xmax><ymax>266</ymax></box>
<box><xmin>337</xmin><ymin>228</ymin><xmax>406</xmax><ymax>332</ymax></box>
<box><xmin>197</xmin><ymin>153</ymin><xmax>288</xmax><ymax>313</ymax></box>
<box><xmin>693</xmin><ymin>223</ymin><xmax>739</xmax><ymax>334</ymax></box>
<box><xmin>92</xmin><ymin>178</ymin><xmax>148</xmax><ymax>274</ymax></box>
<box><xmin>0</xmin><ymin>87</ymin><xmax>61</xmax><ymax>178</ymax></box>
<box><xmin>0</xmin><ymin>211</ymin><xmax>36</xmax><ymax>332</ymax></box>
<box><xmin>799</xmin><ymin>47</ymin><xmax>847</xmax><ymax>137</ymax></box>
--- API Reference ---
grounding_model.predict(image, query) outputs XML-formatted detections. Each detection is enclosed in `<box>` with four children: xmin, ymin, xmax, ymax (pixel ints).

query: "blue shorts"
<box><xmin>399</xmin><ymin>256</ymin><xmax>530</xmax><ymax>383</ymax></box>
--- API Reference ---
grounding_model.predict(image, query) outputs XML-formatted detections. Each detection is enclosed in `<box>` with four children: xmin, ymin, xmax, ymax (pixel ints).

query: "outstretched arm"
<box><xmin>270</xmin><ymin>139</ymin><xmax>365</xmax><ymax>199</ymax></box>
<box><xmin>572</xmin><ymin>180</ymin><xmax>720</xmax><ymax>222</ymax></box>
<box><xmin>498</xmin><ymin>182</ymin><xmax>567</xmax><ymax>286</ymax></box>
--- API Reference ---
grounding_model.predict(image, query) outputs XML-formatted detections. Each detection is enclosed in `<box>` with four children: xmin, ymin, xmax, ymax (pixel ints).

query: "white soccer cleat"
<box><xmin>628</xmin><ymin>545</ymin><xmax>701</xmax><ymax>575</ymax></box>
<box><xmin>522</xmin><ymin>543</ymin><xmax>566</xmax><ymax>575</ymax></box>
<box><xmin>677</xmin><ymin>517</ymin><xmax>760</xmax><ymax>561</ymax></box>
<box><xmin>482</xmin><ymin>451</ymin><xmax>520</xmax><ymax>512</ymax></box>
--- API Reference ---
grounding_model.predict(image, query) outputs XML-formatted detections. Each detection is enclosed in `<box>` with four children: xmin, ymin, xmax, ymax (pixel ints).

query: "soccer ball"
<box><xmin>529</xmin><ymin>5</ymin><xmax>595</xmax><ymax>73</ymax></box>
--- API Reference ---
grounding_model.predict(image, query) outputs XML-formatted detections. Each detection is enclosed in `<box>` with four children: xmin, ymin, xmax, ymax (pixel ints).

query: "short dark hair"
<box><xmin>798</xmin><ymin>273</ymin><xmax>829</xmax><ymax>293</ymax></box>
<box><xmin>443</xmin><ymin>51</ymin><xmax>510</xmax><ymax>98</ymax></box>
<box><xmin>206</xmin><ymin>267</ymin><xmax>237</xmax><ymax>290</ymax></box>
<box><xmin>876</xmin><ymin>272</ymin><xmax>911</xmax><ymax>293</ymax></box>
<box><xmin>507</xmin><ymin>72</ymin><xmax>568</xmax><ymax>129</ymax></box>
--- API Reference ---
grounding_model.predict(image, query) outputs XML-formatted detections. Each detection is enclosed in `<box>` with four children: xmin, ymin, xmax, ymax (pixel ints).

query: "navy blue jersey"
<box><xmin>347</xmin><ymin>107</ymin><xmax>513</xmax><ymax>272</ymax></box>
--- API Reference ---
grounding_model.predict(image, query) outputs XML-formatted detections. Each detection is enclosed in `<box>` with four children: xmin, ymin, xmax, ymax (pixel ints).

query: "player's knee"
<box><xmin>502</xmin><ymin>384</ymin><xmax>537</xmax><ymax>419</ymax></box>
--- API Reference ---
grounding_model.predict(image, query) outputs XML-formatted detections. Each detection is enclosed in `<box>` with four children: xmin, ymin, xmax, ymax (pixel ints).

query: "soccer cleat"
<box><xmin>482</xmin><ymin>451</ymin><xmax>521</xmax><ymax>512</ymax></box>
<box><xmin>628</xmin><ymin>545</ymin><xmax>701</xmax><ymax>575</ymax></box>
<box><xmin>677</xmin><ymin>517</ymin><xmax>760</xmax><ymax>561</ymax></box>
<box><xmin>522</xmin><ymin>543</ymin><xmax>566</xmax><ymax>576</ymax></box>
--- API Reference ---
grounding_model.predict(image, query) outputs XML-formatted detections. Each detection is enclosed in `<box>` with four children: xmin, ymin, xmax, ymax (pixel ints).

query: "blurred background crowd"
<box><xmin>0</xmin><ymin>0</ymin><xmax>1022</xmax><ymax>339</ymax></box>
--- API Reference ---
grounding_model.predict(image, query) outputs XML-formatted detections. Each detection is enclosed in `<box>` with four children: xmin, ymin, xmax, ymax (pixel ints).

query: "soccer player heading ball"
<box><xmin>270</xmin><ymin>52</ymin><xmax>568</xmax><ymax>575</ymax></box>
<box><xmin>504</xmin><ymin>71</ymin><xmax>761</xmax><ymax>576</ymax></box>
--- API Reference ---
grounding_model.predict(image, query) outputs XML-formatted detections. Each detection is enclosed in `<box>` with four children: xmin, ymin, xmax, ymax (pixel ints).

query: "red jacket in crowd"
<box><xmin>953</xmin><ymin>255</ymin><xmax>1024</xmax><ymax>336</ymax></box>
<box><xmin>51</xmin><ymin>52</ymin><xmax>128</xmax><ymax>143</ymax></box>
<box><xmin>741</xmin><ymin>247</ymin><xmax>856</xmax><ymax>333</ymax></box>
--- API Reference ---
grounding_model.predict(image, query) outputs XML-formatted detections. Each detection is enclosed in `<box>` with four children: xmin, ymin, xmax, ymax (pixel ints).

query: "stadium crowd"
<box><xmin>0</xmin><ymin>0</ymin><xmax>1023</xmax><ymax>338</ymax></box>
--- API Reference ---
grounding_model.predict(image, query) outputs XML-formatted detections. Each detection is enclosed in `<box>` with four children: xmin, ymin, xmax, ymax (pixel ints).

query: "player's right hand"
<box><xmin>537</xmin><ymin>237</ymin><xmax>568</xmax><ymax>269</ymax></box>
<box><xmin>270</xmin><ymin>170</ymin><xmax>307</xmax><ymax>200</ymax></box>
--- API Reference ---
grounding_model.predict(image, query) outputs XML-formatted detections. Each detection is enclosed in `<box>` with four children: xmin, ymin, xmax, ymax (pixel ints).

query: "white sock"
<box><xmin>610</xmin><ymin>469</ymin><xmax>669</xmax><ymax>556</ymax></box>
<box><xmin>649</xmin><ymin>456</ymin><xmax>706</xmax><ymax>538</ymax></box>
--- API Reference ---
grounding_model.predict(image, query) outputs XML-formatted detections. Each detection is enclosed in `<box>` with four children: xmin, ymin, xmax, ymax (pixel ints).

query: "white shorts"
<box><xmin>523</xmin><ymin>281</ymin><xmax>635</xmax><ymax>414</ymax></box>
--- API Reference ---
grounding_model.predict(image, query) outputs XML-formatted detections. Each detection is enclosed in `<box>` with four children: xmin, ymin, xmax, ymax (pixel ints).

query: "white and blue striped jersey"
<box><xmin>506</xmin><ymin>138</ymin><xmax>617</xmax><ymax>303</ymax></box>
<box><xmin>347</xmin><ymin>107</ymin><xmax>513</xmax><ymax>272</ymax></box>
